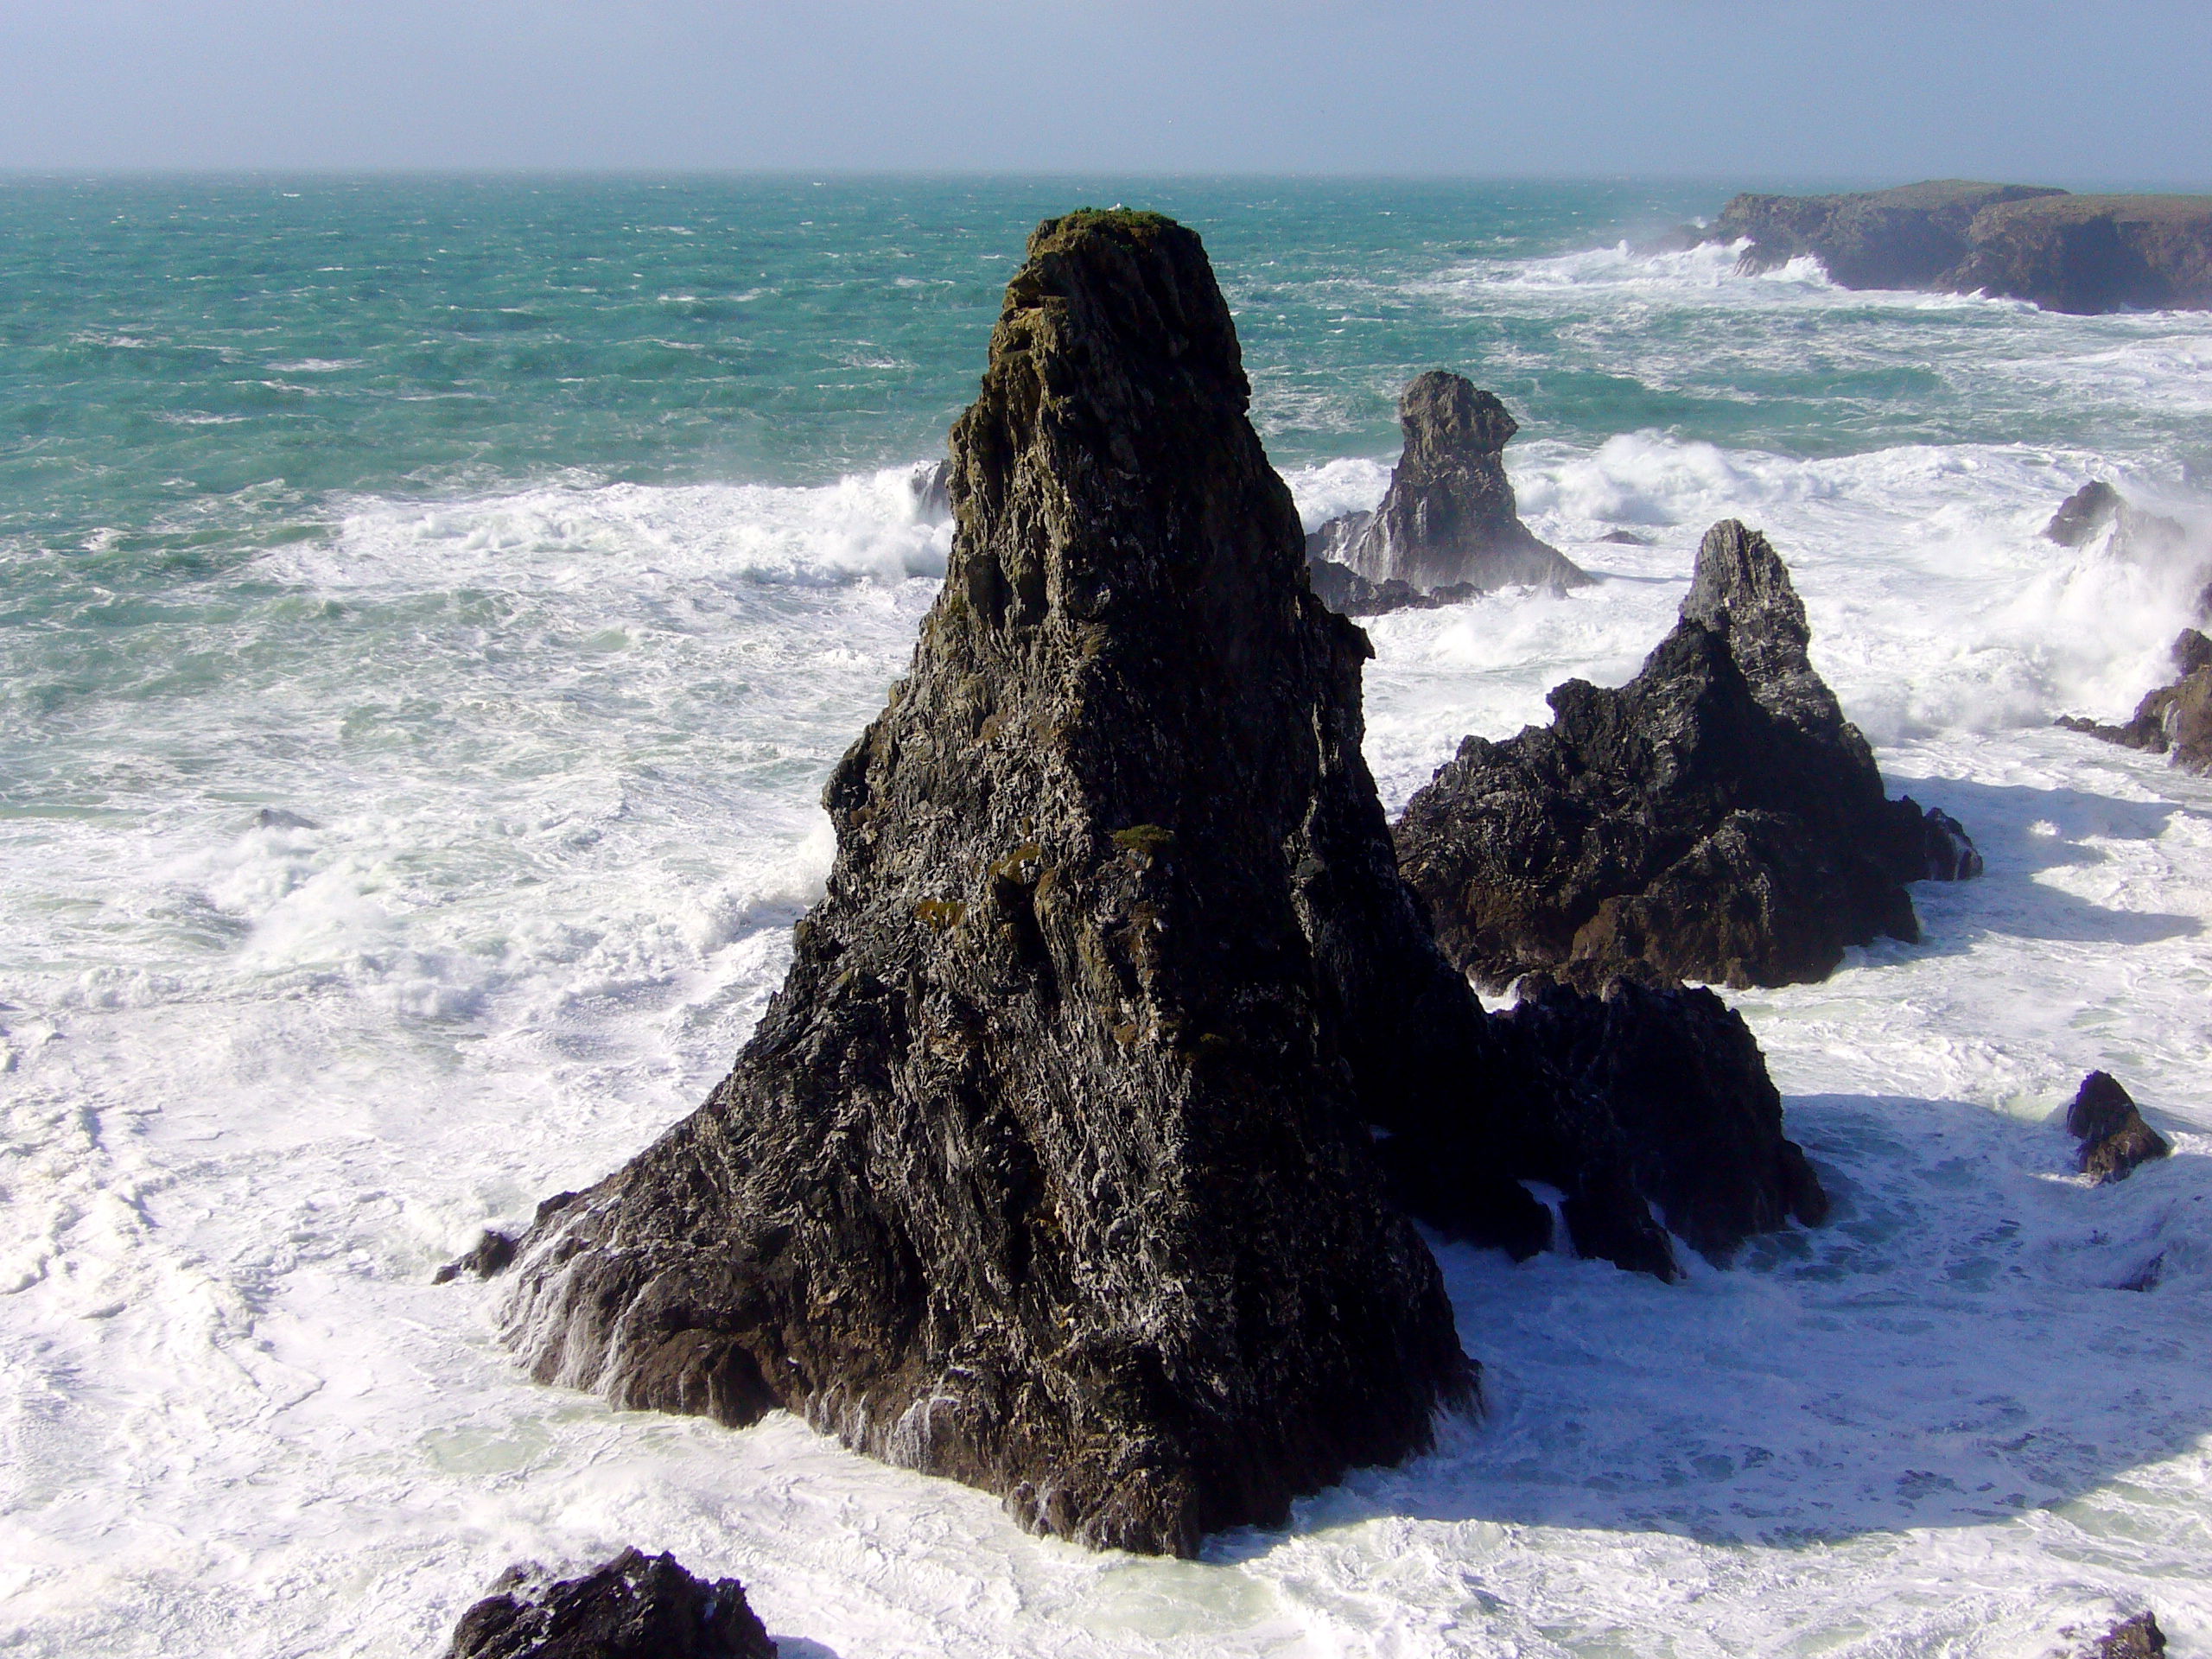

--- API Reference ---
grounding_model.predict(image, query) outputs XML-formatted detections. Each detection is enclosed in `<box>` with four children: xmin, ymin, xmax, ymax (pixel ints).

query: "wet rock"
<box><xmin>443</xmin><ymin>1548</ymin><xmax>773</xmax><ymax>1659</ymax></box>
<box><xmin>1306</xmin><ymin>556</ymin><xmax>1474</xmax><ymax>617</ymax></box>
<box><xmin>253</xmin><ymin>807</ymin><xmax>320</xmax><ymax>830</ymax></box>
<box><xmin>2082</xmin><ymin>1611</ymin><xmax>2166</xmax><ymax>1658</ymax></box>
<box><xmin>907</xmin><ymin>458</ymin><xmax>951</xmax><ymax>520</ymax></box>
<box><xmin>1304</xmin><ymin>510</ymin><xmax>1370</xmax><ymax>566</ymax></box>
<box><xmin>2044</xmin><ymin>479</ymin><xmax>2188</xmax><ymax>559</ymax></box>
<box><xmin>1500</xmin><ymin>976</ymin><xmax>1827</xmax><ymax>1264</ymax></box>
<box><xmin>435</xmin><ymin>1229</ymin><xmax>518</xmax><ymax>1284</ymax></box>
<box><xmin>1338</xmin><ymin>372</ymin><xmax>1592</xmax><ymax>595</ymax></box>
<box><xmin>2057</xmin><ymin>629</ymin><xmax>2212</xmax><ymax>770</ymax></box>
<box><xmin>1394</xmin><ymin>520</ymin><xmax>1978</xmax><ymax>991</ymax></box>
<box><xmin>2067</xmin><ymin>1071</ymin><xmax>2171</xmax><ymax>1185</ymax></box>
<box><xmin>497</xmin><ymin>208</ymin><xmax>1481</xmax><ymax>1559</ymax></box>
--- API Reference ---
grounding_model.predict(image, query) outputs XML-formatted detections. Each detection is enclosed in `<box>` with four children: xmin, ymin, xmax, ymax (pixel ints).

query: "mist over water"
<box><xmin>6</xmin><ymin>178</ymin><xmax>2212</xmax><ymax>1656</ymax></box>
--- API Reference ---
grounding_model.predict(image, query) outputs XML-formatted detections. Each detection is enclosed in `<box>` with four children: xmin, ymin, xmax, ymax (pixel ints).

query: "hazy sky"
<box><xmin>0</xmin><ymin>0</ymin><xmax>2206</xmax><ymax>183</ymax></box>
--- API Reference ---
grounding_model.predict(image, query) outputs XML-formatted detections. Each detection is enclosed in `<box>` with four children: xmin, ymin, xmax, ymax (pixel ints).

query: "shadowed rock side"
<box><xmin>2058</xmin><ymin>628</ymin><xmax>2212</xmax><ymax>774</ymax></box>
<box><xmin>444</xmin><ymin>1550</ymin><xmax>775</xmax><ymax>1659</ymax></box>
<box><xmin>2067</xmin><ymin>1071</ymin><xmax>2171</xmax><ymax>1186</ymax></box>
<box><xmin>1692</xmin><ymin>181</ymin><xmax>2212</xmax><ymax>313</ymax></box>
<box><xmin>2044</xmin><ymin>479</ymin><xmax>2190</xmax><ymax>561</ymax></box>
<box><xmin>1306</xmin><ymin>372</ymin><xmax>1590</xmax><ymax>606</ymax></box>
<box><xmin>497</xmin><ymin>209</ymin><xmax>1483</xmax><ymax>1559</ymax></box>
<box><xmin>1395</xmin><ymin>520</ymin><xmax>1981</xmax><ymax>992</ymax></box>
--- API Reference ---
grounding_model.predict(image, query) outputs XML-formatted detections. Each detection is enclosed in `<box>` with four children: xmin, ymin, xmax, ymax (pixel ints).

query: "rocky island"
<box><xmin>489</xmin><ymin>211</ymin><xmax>1828</xmax><ymax>1558</ymax></box>
<box><xmin>1307</xmin><ymin>371</ymin><xmax>1591</xmax><ymax>613</ymax></box>
<box><xmin>1688</xmin><ymin>180</ymin><xmax>2212</xmax><ymax>313</ymax></box>
<box><xmin>1395</xmin><ymin>521</ymin><xmax>1980</xmax><ymax>991</ymax></box>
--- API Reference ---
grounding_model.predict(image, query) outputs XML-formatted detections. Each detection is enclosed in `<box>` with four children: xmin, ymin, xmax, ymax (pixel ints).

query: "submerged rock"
<box><xmin>1318</xmin><ymin>372</ymin><xmax>1591</xmax><ymax>598</ymax></box>
<box><xmin>2083</xmin><ymin>1611</ymin><xmax>2167</xmax><ymax>1658</ymax></box>
<box><xmin>443</xmin><ymin>1549</ymin><xmax>774</xmax><ymax>1659</ymax></box>
<box><xmin>1394</xmin><ymin>520</ymin><xmax>1980</xmax><ymax>991</ymax></box>
<box><xmin>2067</xmin><ymin>1071</ymin><xmax>2171</xmax><ymax>1185</ymax></box>
<box><xmin>2057</xmin><ymin>628</ymin><xmax>2212</xmax><ymax>772</ymax></box>
<box><xmin>497</xmin><ymin>209</ymin><xmax>1481</xmax><ymax>1558</ymax></box>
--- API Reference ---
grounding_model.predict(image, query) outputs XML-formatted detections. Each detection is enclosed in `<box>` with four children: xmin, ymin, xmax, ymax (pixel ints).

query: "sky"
<box><xmin>0</xmin><ymin>0</ymin><xmax>2207</xmax><ymax>184</ymax></box>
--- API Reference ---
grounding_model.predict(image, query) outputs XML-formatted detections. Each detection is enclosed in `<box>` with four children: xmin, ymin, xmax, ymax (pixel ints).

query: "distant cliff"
<box><xmin>1698</xmin><ymin>181</ymin><xmax>2212</xmax><ymax>314</ymax></box>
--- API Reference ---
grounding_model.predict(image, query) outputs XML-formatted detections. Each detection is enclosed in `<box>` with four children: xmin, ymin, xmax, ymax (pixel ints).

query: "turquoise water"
<box><xmin>8</xmin><ymin>175</ymin><xmax>2205</xmax><ymax>570</ymax></box>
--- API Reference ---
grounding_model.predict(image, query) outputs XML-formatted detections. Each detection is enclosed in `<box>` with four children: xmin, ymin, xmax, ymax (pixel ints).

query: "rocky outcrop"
<box><xmin>1694</xmin><ymin>181</ymin><xmax>2212</xmax><ymax>314</ymax></box>
<box><xmin>1950</xmin><ymin>195</ymin><xmax>2212</xmax><ymax>314</ymax></box>
<box><xmin>496</xmin><ymin>209</ymin><xmax>1486</xmax><ymax>1560</ymax></box>
<box><xmin>1306</xmin><ymin>373</ymin><xmax>1590</xmax><ymax>601</ymax></box>
<box><xmin>1713</xmin><ymin>181</ymin><xmax>2064</xmax><ymax>286</ymax></box>
<box><xmin>2057</xmin><ymin>628</ymin><xmax>2212</xmax><ymax>773</ymax></box>
<box><xmin>2085</xmin><ymin>1611</ymin><xmax>2167</xmax><ymax>1658</ymax></box>
<box><xmin>435</xmin><ymin>1228</ymin><xmax>518</xmax><ymax>1284</ymax></box>
<box><xmin>1394</xmin><ymin>520</ymin><xmax>1980</xmax><ymax>991</ymax></box>
<box><xmin>1304</xmin><ymin>556</ymin><xmax>1474</xmax><ymax>617</ymax></box>
<box><xmin>443</xmin><ymin>1550</ymin><xmax>774</xmax><ymax>1659</ymax></box>
<box><xmin>2067</xmin><ymin>1071</ymin><xmax>2171</xmax><ymax>1185</ymax></box>
<box><xmin>2044</xmin><ymin>479</ymin><xmax>2189</xmax><ymax>560</ymax></box>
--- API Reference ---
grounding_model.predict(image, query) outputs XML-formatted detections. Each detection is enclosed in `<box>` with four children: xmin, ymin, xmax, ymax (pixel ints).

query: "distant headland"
<box><xmin>1662</xmin><ymin>179</ymin><xmax>2212</xmax><ymax>313</ymax></box>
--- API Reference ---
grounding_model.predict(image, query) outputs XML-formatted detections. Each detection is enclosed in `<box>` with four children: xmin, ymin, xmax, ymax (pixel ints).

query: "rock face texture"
<box><xmin>1699</xmin><ymin>181</ymin><xmax>2212</xmax><ymax>313</ymax></box>
<box><xmin>1307</xmin><ymin>372</ymin><xmax>1590</xmax><ymax>602</ymax></box>
<box><xmin>2058</xmin><ymin>629</ymin><xmax>2212</xmax><ymax>774</ymax></box>
<box><xmin>443</xmin><ymin>1550</ymin><xmax>774</xmax><ymax>1659</ymax></box>
<box><xmin>496</xmin><ymin>210</ymin><xmax>1482</xmax><ymax>1560</ymax></box>
<box><xmin>1715</xmin><ymin>181</ymin><xmax>2063</xmax><ymax>286</ymax></box>
<box><xmin>2067</xmin><ymin>1071</ymin><xmax>2171</xmax><ymax>1186</ymax></box>
<box><xmin>1395</xmin><ymin>520</ymin><xmax>1980</xmax><ymax>991</ymax></box>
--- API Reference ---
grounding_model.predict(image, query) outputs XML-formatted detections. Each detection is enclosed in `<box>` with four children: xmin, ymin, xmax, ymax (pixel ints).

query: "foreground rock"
<box><xmin>1694</xmin><ymin>181</ymin><xmax>2212</xmax><ymax>313</ymax></box>
<box><xmin>2067</xmin><ymin>1071</ymin><xmax>2171</xmax><ymax>1185</ymax></box>
<box><xmin>2057</xmin><ymin>628</ymin><xmax>2212</xmax><ymax>773</ymax></box>
<box><xmin>498</xmin><ymin>209</ymin><xmax>1481</xmax><ymax>1558</ymax></box>
<box><xmin>444</xmin><ymin>1549</ymin><xmax>774</xmax><ymax>1659</ymax></box>
<box><xmin>1395</xmin><ymin>520</ymin><xmax>1980</xmax><ymax>991</ymax></box>
<box><xmin>1306</xmin><ymin>372</ymin><xmax>1590</xmax><ymax>605</ymax></box>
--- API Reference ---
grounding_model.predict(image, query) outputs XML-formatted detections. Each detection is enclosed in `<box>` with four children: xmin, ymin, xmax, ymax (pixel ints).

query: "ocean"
<box><xmin>3</xmin><ymin>175</ymin><xmax>2212</xmax><ymax>1657</ymax></box>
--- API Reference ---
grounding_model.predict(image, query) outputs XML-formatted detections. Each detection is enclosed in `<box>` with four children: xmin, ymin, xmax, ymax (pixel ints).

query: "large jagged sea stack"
<box><xmin>498</xmin><ymin>210</ymin><xmax>1480</xmax><ymax>1557</ymax></box>
<box><xmin>1395</xmin><ymin>521</ymin><xmax>1980</xmax><ymax>991</ymax></box>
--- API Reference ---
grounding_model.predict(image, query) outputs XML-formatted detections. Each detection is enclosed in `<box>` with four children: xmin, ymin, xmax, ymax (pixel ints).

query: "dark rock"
<box><xmin>253</xmin><ymin>807</ymin><xmax>320</xmax><ymax>830</ymax></box>
<box><xmin>2083</xmin><ymin>1611</ymin><xmax>2166</xmax><ymax>1658</ymax></box>
<box><xmin>1948</xmin><ymin>195</ymin><xmax>2212</xmax><ymax>314</ymax></box>
<box><xmin>1499</xmin><ymin>976</ymin><xmax>1827</xmax><ymax>1263</ymax></box>
<box><xmin>1394</xmin><ymin>520</ymin><xmax>1978</xmax><ymax>992</ymax></box>
<box><xmin>443</xmin><ymin>1548</ymin><xmax>773</xmax><ymax>1659</ymax></box>
<box><xmin>2044</xmin><ymin>479</ymin><xmax>2188</xmax><ymax>559</ymax></box>
<box><xmin>1711</xmin><ymin>181</ymin><xmax>2065</xmax><ymax>287</ymax></box>
<box><xmin>1306</xmin><ymin>556</ymin><xmax>1475</xmax><ymax>618</ymax></box>
<box><xmin>435</xmin><ymin>1229</ymin><xmax>518</xmax><ymax>1285</ymax></box>
<box><xmin>2067</xmin><ymin>1071</ymin><xmax>2171</xmax><ymax>1185</ymax></box>
<box><xmin>2058</xmin><ymin>629</ymin><xmax>2212</xmax><ymax>767</ymax></box>
<box><xmin>1701</xmin><ymin>181</ymin><xmax>2212</xmax><ymax>314</ymax></box>
<box><xmin>1339</xmin><ymin>372</ymin><xmax>1592</xmax><ymax>595</ymax></box>
<box><xmin>1599</xmin><ymin>529</ymin><xmax>1649</xmax><ymax>545</ymax></box>
<box><xmin>497</xmin><ymin>208</ymin><xmax>1482</xmax><ymax>1559</ymax></box>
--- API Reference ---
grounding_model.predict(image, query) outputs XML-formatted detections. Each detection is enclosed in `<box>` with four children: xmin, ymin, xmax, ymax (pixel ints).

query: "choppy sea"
<box><xmin>5</xmin><ymin>176</ymin><xmax>2212</xmax><ymax>1657</ymax></box>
